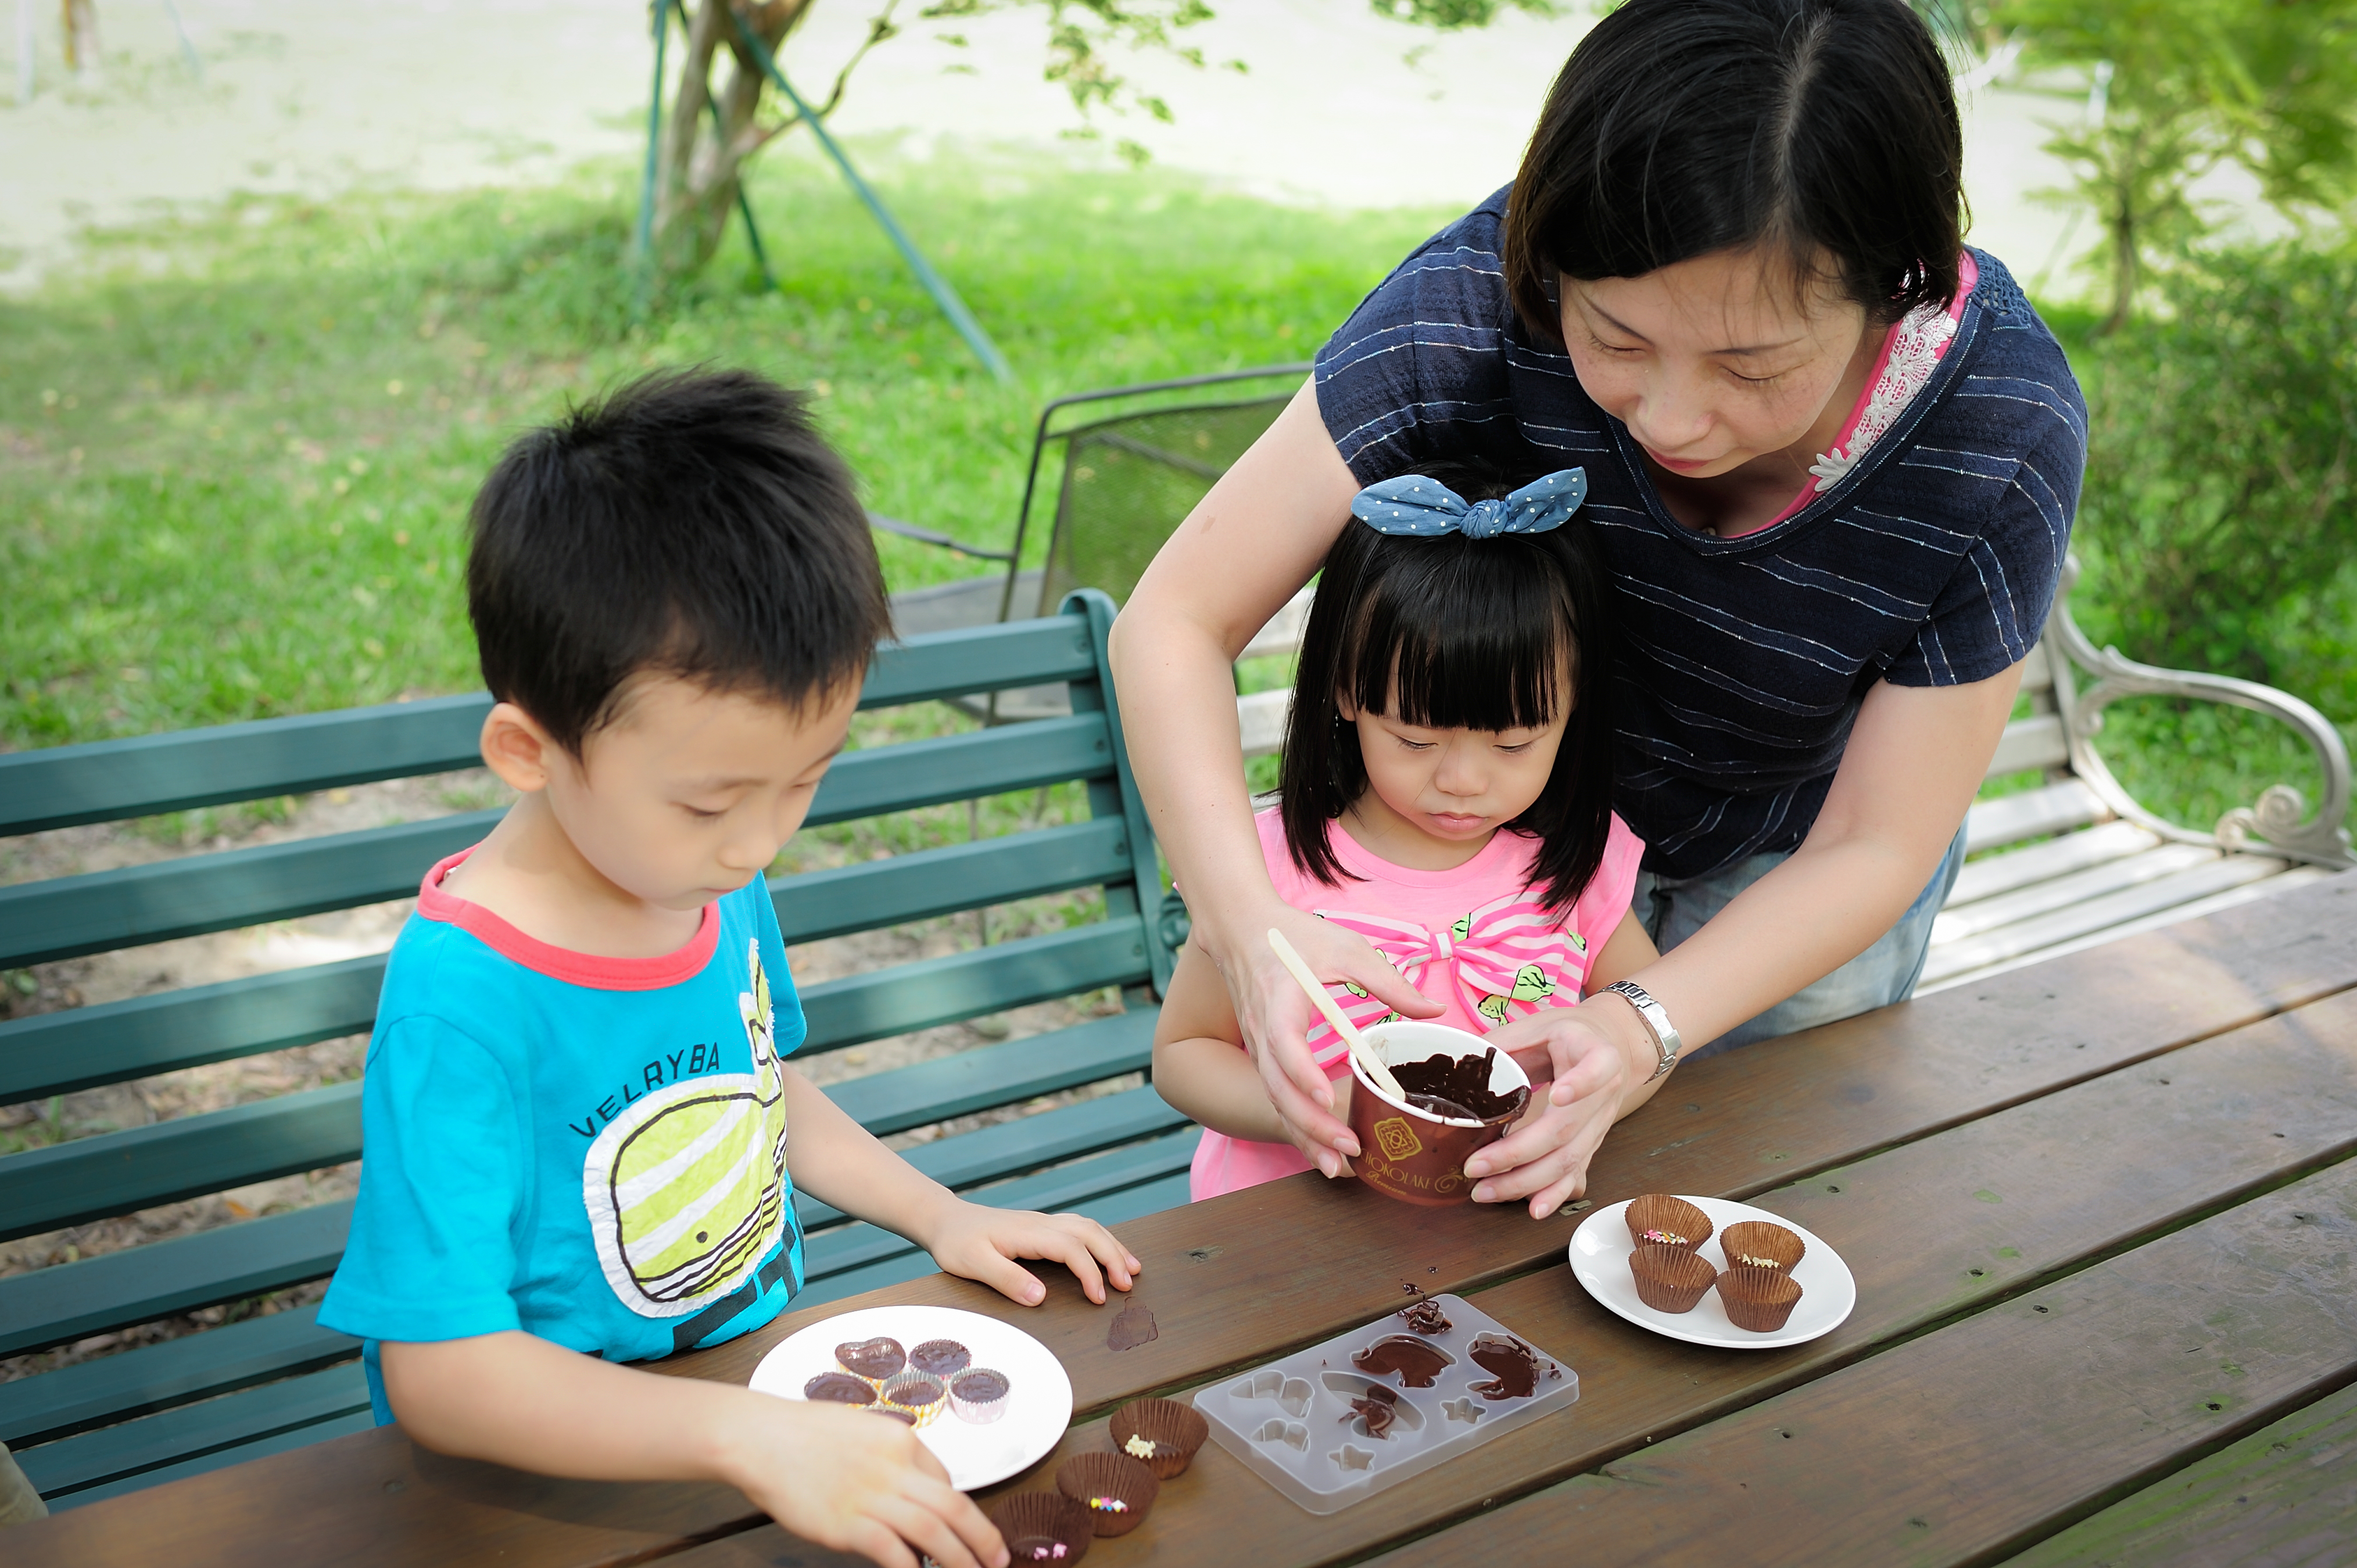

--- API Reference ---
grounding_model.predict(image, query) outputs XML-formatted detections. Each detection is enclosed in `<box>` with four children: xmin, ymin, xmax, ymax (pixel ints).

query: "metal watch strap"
<box><xmin>1603</xmin><ymin>980</ymin><xmax>1681</xmax><ymax>1081</ymax></box>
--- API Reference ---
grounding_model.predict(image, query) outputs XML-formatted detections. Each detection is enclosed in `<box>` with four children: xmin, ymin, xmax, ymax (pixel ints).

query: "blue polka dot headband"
<box><xmin>1349</xmin><ymin>468</ymin><xmax>1589</xmax><ymax>539</ymax></box>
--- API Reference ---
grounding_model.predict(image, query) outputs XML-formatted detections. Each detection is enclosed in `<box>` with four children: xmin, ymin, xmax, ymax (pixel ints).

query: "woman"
<box><xmin>1109</xmin><ymin>0</ymin><xmax>2084</xmax><ymax>1219</ymax></box>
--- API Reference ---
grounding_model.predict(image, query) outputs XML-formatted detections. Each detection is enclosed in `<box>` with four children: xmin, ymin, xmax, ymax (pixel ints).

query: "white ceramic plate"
<box><xmin>1568</xmin><ymin>1196</ymin><xmax>1857</xmax><ymax>1350</ymax></box>
<box><xmin>748</xmin><ymin>1305</ymin><xmax>1073</xmax><ymax>1491</ymax></box>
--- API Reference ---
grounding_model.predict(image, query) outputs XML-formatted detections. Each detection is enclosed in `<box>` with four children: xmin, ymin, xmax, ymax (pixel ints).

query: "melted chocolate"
<box><xmin>883</xmin><ymin>1373</ymin><xmax>945</xmax><ymax>1411</ymax></box>
<box><xmin>834</xmin><ymin>1336</ymin><xmax>905</xmax><ymax>1382</ymax></box>
<box><xmin>952</xmin><ymin>1369</ymin><xmax>1010</xmax><ymax>1404</ymax></box>
<box><xmin>1106</xmin><ymin>1302</ymin><xmax>1159</xmax><ymax>1352</ymax></box>
<box><xmin>1467</xmin><ymin>1332</ymin><xmax>1543</xmax><ymax>1400</ymax></box>
<box><xmin>909</xmin><ymin>1338</ymin><xmax>971</xmax><ymax>1377</ymax></box>
<box><xmin>1342</xmin><ymin>1384</ymin><xmax>1399</xmax><ymax>1439</ymax></box>
<box><xmin>803</xmin><ymin>1372</ymin><xmax>876</xmax><ymax>1406</ymax></box>
<box><xmin>1398</xmin><ymin>1288</ymin><xmax>1452</xmax><ymax>1335</ymax></box>
<box><xmin>1352</xmin><ymin>1334</ymin><xmax>1452</xmax><ymax>1387</ymax></box>
<box><xmin>1389</xmin><ymin>1049</ymin><xmax>1528</xmax><ymax>1122</ymax></box>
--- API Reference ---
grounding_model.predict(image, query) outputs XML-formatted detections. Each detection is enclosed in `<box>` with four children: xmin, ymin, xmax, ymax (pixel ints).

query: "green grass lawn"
<box><xmin>2</xmin><ymin>150</ymin><xmax>2348</xmax><ymax>844</ymax></box>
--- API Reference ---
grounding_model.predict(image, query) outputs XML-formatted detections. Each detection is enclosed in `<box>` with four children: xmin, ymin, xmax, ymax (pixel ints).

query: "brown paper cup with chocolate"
<box><xmin>1622</xmin><ymin>1193</ymin><xmax>1713</xmax><ymax>1253</ymax></box>
<box><xmin>1718</xmin><ymin>1265</ymin><xmax>1806</xmax><ymax>1332</ymax></box>
<box><xmin>1055</xmin><ymin>1452</ymin><xmax>1159</xmax><ymax>1537</ymax></box>
<box><xmin>1628</xmin><ymin>1243</ymin><xmax>1717</xmax><ymax>1313</ymax></box>
<box><xmin>988</xmin><ymin>1492</ymin><xmax>1094</xmax><ymax>1564</ymax></box>
<box><xmin>1346</xmin><ymin>1022</ymin><xmax>1532</xmax><ymax>1208</ymax></box>
<box><xmin>1721</xmin><ymin>1219</ymin><xmax>1806</xmax><ymax>1273</ymax></box>
<box><xmin>1108</xmin><ymin>1397</ymin><xmax>1209</xmax><ymax>1479</ymax></box>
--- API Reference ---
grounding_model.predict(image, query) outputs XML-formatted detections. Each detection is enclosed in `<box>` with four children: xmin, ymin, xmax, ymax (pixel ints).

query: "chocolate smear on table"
<box><xmin>803</xmin><ymin>1372</ymin><xmax>877</xmax><ymax>1406</ymax></box>
<box><xmin>1106</xmin><ymin>1302</ymin><xmax>1159</xmax><ymax>1352</ymax></box>
<box><xmin>834</xmin><ymin>1336</ymin><xmax>906</xmax><ymax>1382</ymax></box>
<box><xmin>1467</xmin><ymin>1333</ymin><xmax>1544</xmax><ymax>1400</ymax></box>
<box><xmin>1388</xmin><ymin>1048</ymin><xmax>1529</xmax><ymax>1122</ymax></box>
<box><xmin>1342</xmin><ymin>1384</ymin><xmax>1400</xmax><ymax>1440</ymax></box>
<box><xmin>1352</xmin><ymin>1334</ymin><xmax>1452</xmax><ymax>1387</ymax></box>
<box><xmin>910</xmin><ymin>1338</ymin><xmax>972</xmax><ymax>1377</ymax></box>
<box><xmin>1398</xmin><ymin>1286</ymin><xmax>1452</xmax><ymax>1336</ymax></box>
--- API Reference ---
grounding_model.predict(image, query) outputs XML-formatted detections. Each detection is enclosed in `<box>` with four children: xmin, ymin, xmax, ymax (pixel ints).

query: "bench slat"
<box><xmin>0</xmin><ymin>957</ymin><xmax>385</xmax><ymax>1107</ymax></box>
<box><xmin>1985</xmin><ymin>712</ymin><xmax>2069</xmax><ymax>778</ymax></box>
<box><xmin>805</xmin><ymin>712</ymin><xmax>1114</xmax><ymax>829</ymax></box>
<box><xmin>1920</xmin><ymin>853</ymin><xmax>2288</xmax><ymax>986</ymax></box>
<box><xmin>1945</xmin><ymin>820</ymin><xmax>2163</xmax><ymax>908</ymax></box>
<box><xmin>798</xmin><ymin>1083</ymin><xmax>1184</xmax><ymax>1232</ymax></box>
<box><xmin>0</xmin><ymin>1203</ymin><xmax>353</xmax><ymax>1360</ymax></box>
<box><xmin>819</xmin><ymin>1007</ymin><xmax>1155</xmax><ymax>1138</ymax></box>
<box><xmin>800</xmin><ymin>918</ymin><xmax>1150</xmax><ymax>1053</ymax></box>
<box><xmin>1933</xmin><ymin>842</ymin><xmax>2220</xmax><ymax>943</ymax></box>
<box><xmin>15</xmin><ymin>1359</ymin><xmax>371</xmax><ymax>1502</ymax></box>
<box><xmin>0</xmin><ymin>695</ymin><xmax>492</xmax><ymax>838</ymax></box>
<box><xmin>0</xmin><ymin>812</ymin><xmax>502</xmax><ymax>971</ymax></box>
<box><xmin>0</xmin><ymin>1084</ymin><xmax>362</xmax><ymax>1246</ymax></box>
<box><xmin>1963</xmin><ymin>778</ymin><xmax>2110</xmax><ymax>854</ymax></box>
<box><xmin>773</xmin><ymin>817</ymin><xmax>1131</xmax><ymax>947</ymax></box>
<box><xmin>859</xmin><ymin>617</ymin><xmax>1098</xmax><ymax>710</ymax></box>
<box><xmin>0</xmin><ymin>1304</ymin><xmax>357</xmax><ymax>1449</ymax></box>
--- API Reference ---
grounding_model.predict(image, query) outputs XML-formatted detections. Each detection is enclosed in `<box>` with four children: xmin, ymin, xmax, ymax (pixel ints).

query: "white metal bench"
<box><xmin>1234</xmin><ymin>558</ymin><xmax>2353</xmax><ymax>992</ymax></box>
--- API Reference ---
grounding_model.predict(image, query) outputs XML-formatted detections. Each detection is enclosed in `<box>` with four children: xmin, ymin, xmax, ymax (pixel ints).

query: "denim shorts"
<box><xmin>1631</xmin><ymin>825</ymin><xmax>1968</xmax><ymax>1060</ymax></box>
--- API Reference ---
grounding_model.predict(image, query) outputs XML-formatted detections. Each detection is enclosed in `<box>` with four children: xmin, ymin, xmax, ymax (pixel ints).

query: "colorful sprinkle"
<box><xmin>1735</xmin><ymin>1253</ymin><xmax>1780</xmax><ymax>1268</ymax></box>
<box><xmin>1087</xmin><ymin>1497</ymin><xmax>1131</xmax><ymax>1513</ymax></box>
<box><xmin>1122</xmin><ymin>1434</ymin><xmax>1158</xmax><ymax>1459</ymax></box>
<box><xmin>1639</xmin><ymin>1228</ymin><xmax>1688</xmax><ymax>1246</ymax></box>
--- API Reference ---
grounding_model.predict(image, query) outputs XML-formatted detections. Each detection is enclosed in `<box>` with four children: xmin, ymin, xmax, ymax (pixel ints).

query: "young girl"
<box><xmin>1153</xmin><ymin>462</ymin><xmax>1661</xmax><ymax>1212</ymax></box>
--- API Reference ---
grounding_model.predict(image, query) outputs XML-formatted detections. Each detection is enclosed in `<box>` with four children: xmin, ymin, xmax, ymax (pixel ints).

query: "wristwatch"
<box><xmin>1602</xmin><ymin>980</ymin><xmax>1681</xmax><ymax>1081</ymax></box>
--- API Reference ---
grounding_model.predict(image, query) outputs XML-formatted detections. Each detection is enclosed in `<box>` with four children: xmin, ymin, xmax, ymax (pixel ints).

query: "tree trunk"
<box><xmin>61</xmin><ymin>0</ymin><xmax>98</xmax><ymax>76</ymax></box>
<box><xmin>651</xmin><ymin>1</ymin><xmax>813</xmax><ymax>282</ymax></box>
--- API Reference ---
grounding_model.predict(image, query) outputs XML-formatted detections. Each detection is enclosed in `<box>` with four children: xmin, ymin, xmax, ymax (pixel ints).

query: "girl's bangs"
<box><xmin>1346</xmin><ymin>565</ymin><xmax>1571</xmax><ymax>734</ymax></box>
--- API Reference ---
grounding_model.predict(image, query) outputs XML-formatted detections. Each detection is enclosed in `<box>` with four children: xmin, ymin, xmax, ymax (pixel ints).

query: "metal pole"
<box><xmin>632</xmin><ymin>0</ymin><xmax>671</xmax><ymax>316</ymax></box>
<box><xmin>17</xmin><ymin>0</ymin><xmax>34</xmax><ymax>105</ymax></box>
<box><xmin>722</xmin><ymin>5</ymin><xmax>1013</xmax><ymax>382</ymax></box>
<box><xmin>159</xmin><ymin>0</ymin><xmax>202</xmax><ymax>81</ymax></box>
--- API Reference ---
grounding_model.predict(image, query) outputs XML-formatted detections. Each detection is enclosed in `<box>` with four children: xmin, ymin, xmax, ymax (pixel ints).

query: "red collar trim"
<box><xmin>417</xmin><ymin>848</ymin><xmax>721</xmax><ymax>991</ymax></box>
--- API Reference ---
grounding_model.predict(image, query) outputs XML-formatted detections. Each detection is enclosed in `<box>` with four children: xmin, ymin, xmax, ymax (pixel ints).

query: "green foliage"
<box><xmin>0</xmin><ymin>155</ymin><xmax>1450</xmax><ymax>747</ymax></box>
<box><xmin>2067</xmin><ymin>243</ymin><xmax>2357</xmax><ymax>684</ymax></box>
<box><xmin>1995</xmin><ymin>0</ymin><xmax>2357</xmax><ymax>328</ymax></box>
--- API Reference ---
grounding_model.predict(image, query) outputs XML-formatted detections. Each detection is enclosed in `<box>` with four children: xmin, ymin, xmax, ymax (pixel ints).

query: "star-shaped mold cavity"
<box><xmin>1442</xmin><ymin>1396</ymin><xmax>1486</xmax><ymax>1425</ymax></box>
<box><xmin>1330</xmin><ymin>1444</ymin><xmax>1375</xmax><ymax>1472</ymax></box>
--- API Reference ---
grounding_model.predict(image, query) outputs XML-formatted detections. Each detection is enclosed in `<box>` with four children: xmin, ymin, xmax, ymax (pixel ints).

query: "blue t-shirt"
<box><xmin>1314</xmin><ymin>189</ymin><xmax>2087</xmax><ymax>879</ymax></box>
<box><xmin>320</xmin><ymin>852</ymin><xmax>807</xmax><ymax>1422</ymax></box>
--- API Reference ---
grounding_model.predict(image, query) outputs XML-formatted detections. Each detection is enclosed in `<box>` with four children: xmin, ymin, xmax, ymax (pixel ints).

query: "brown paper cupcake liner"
<box><xmin>1624</xmin><ymin>1193</ymin><xmax>1713</xmax><ymax>1252</ymax></box>
<box><xmin>989</xmin><ymin>1492</ymin><xmax>1094</xmax><ymax>1565</ymax></box>
<box><xmin>1628</xmin><ymin>1242</ymin><xmax>1717</xmax><ymax>1314</ymax></box>
<box><xmin>1718</xmin><ymin>1264</ymin><xmax>1805</xmax><ymax>1332</ymax></box>
<box><xmin>1055</xmin><ymin>1451</ymin><xmax>1159</xmax><ymax>1537</ymax></box>
<box><xmin>1108</xmin><ymin>1397</ymin><xmax>1210</xmax><ymax>1479</ymax></box>
<box><xmin>1720</xmin><ymin>1219</ymin><xmax>1806</xmax><ymax>1272</ymax></box>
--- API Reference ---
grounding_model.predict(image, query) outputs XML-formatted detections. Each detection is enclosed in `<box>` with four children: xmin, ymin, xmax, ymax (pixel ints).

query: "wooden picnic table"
<box><xmin>15</xmin><ymin>871</ymin><xmax>2357</xmax><ymax>1567</ymax></box>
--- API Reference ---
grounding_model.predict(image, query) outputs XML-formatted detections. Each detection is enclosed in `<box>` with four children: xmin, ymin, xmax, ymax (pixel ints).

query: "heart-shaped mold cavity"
<box><xmin>1441</xmin><ymin>1395</ymin><xmax>1485</xmax><ymax>1426</ymax></box>
<box><xmin>1331</xmin><ymin>1444</ymin><xmax>1375</xmax><ymax>1472</ymax></box>
<box><xmin>1252</xmin><ymin>1419</ymin><xmax>1309</xmax><ymax>1451</ymax></box>
<box><xmin>1230</xmin><ymin>1368</ymin><xmax>1309</xmax><ymax>1413</ymax></box>
<box><xmin>1319</xmin><ymin>1372</ymin><xmax>1427</xmax><ymax>1437</ymax></box>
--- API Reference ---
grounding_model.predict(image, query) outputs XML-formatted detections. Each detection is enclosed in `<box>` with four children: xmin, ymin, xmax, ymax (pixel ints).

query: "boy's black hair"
<box><xmin>1505</xmin><ymin>0</ymin><xmax>1965</xmax><ymax>333</ymax></box>
<box><xmin>467</xmin><ymin>367</ymin><xmax>890</xmax><ymax>753</ymax></box>
<box><xmin>1278</xmin><ymin>460</ymin><xmax>1616</xmax><ymax>913</ymax></box>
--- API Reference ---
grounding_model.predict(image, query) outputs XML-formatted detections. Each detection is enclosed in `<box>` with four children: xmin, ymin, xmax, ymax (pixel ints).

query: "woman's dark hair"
<box><xmin>1504</xmin><ymin>0</ymin><xmax>1964</xmax><ymax>335</ymax></box>
<box><xmin>467</xmin><ymin>366</ymin><xmax>890</xmax><ymax>755</ymax></box>
<box><xmin>1278</xmin><ymin>460</ymin><xmax>1615</xmax><ymax>912</ymax></box>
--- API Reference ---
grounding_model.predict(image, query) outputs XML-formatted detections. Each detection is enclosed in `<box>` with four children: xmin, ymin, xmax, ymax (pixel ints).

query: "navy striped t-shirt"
<box><xmin>1314</xmin><ymin>189</ymin><xmax>2087</xmax><ymax>880</ymax></box>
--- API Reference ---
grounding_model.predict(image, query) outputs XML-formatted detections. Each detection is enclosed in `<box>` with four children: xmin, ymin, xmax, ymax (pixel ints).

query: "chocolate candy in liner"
<box><xmin>1108</xmin><ymin>1397</ymin><xmax>1210</xmax><ymax>1479</ymax></box>
<box><xmin>801</xmin><ymin>1371</ymin><xmax>876</xmax><ymax>1406</ymax></box>
<box><xmin>879</xmin><ymin>1370</ymin><xmax>947</xmax><ymax>1426</ymax></box>
<box><xmin>989</xmin><ymin>1492</ymin><xmax>1094</xmax><ymax>1564</ymax></box>
<box><xmin>949</xmin><ymin>1367</ymin><xmax>1012</xmax><ymax>1425</ymax></box>
<box><xmin>1055</xmin><ymin>1452</ymin><xmax>1159</xmax><ymax>1537</ymax></box>
<box><xmin>1628</xmin><ymin>1243</ymin><xmax>1717</xmax><ymax>1314</ymax></box>
<box><xmin>1718</xmin><ymin>1264</ymin><xmax>1806</xmax><ymax>1332</ymax></box>
<box><xmin>909</xmin><ymin>1337</ymin><xmax>972</xmax><ymax>1377</ymax></box>
<box><xmin>1720</xmin><ymin>1218</ymin><xmax>1806</xmax><ymax>1272</ymax></box>
<box><xmin>1622</xmin><ymin>1193</ymin><xmax>1713</xmax><ymax>1253</ymax></box>
<box><xmin>834</xmin><ymin>1336</ymin><xmax>906</xmax><ymax>1383</ymax></box>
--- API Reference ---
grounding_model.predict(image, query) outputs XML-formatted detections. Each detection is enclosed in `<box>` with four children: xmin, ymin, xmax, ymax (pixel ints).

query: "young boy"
<box><xmin>318</xmin><ymin>369</ymin><xmax>1137</xmax><ymax>1568</ymax></box>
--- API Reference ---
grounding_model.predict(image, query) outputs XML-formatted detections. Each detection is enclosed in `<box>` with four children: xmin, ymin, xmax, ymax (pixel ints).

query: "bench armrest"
<box><xmin>2048</xmin><ymin>558</ymin><xmax>2353</xmax><ymax>870</ymax></box>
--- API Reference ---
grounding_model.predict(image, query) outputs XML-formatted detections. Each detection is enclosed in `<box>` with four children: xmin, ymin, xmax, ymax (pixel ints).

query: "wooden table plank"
<box><xmin>12</xmin><ymin>876</ymin><xmax>2354</xmax><ymax>1568</ymax></box>
<box><xmin>678</xmin><ymin>986</ymin><xmax>2357</xmax><ymax>1568</ymax></box>
<box><xmin>1994</xmin><ymin>1380</ymin><xmax>2357</xmax><ymax>1568</ymax></box>
<box><xmin>1370</xmin><ymin>1157</ymin><xmax>2357</xmax><ymax>1568</ymax></box>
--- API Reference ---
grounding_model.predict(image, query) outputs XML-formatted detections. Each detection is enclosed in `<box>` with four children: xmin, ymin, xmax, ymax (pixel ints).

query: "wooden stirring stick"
<box><xmin>1267</xmin><ymin>928</ymin><xmax>1409</xmax><ymax>1103</ymax></box>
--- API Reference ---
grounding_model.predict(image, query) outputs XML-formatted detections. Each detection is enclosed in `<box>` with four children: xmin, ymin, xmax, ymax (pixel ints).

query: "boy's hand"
<box><xmin>723</xmin><ymin>1394</ymin><xmax>1008</xmax><ymax>1568</ymax></box>
<box><xmin>920</xmin><ymin>1197</ymin><xmax>1142</xmax><ymax>1307</ymax></box>
<box><xmin>1459</xmin><ymin>1002</ymin><xmax>1649</xmax><ymax>1219</ymax></box>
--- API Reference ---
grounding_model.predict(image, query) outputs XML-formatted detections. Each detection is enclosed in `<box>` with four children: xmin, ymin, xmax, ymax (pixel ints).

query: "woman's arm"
<box><xmin>1466</xmin><ymin>665</ymin><xmax>2025</xmax><ymax>1208</ymax></box>
<box><xmin>1110</xmin><ymin>382</ymin><xmax>1437</xmax><ymax>1175</ymax></box>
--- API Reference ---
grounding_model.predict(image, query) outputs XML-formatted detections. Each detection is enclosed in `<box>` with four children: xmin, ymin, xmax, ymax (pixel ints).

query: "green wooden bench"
<box><xmin>0</xmin><ymin>590</ymin><xmax>1188</xmax><ymax>1510</ymax></box>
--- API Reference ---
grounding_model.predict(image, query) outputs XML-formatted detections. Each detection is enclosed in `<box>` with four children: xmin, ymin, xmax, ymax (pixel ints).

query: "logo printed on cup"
<box><xmin>1373</xmin><ymin>1118</ymin><xmax>1424</xmax><ymax>1163</ymax></box>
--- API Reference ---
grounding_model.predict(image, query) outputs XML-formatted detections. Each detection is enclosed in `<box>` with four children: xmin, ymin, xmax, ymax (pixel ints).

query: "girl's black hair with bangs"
<box><xmin>1278</xmin><ymin>459</ymin><xmax>1616</xmax><ymax>912</ymax></box>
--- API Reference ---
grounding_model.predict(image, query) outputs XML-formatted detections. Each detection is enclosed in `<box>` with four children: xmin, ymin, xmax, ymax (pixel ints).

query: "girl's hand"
<box><xmin>920</xmin><ymin>1197</ymin><xmax>1141</xmax><ymax>1307</ymax></box>
<box><xmin>1462</xmin><ymin>999</ymin><xmax>1654</xmax><ymax>1218</ymax></box>
<box><xmin>1205</xmin><ymin>899</ymin><xmax>1441</xmax><ymax>1176</ymax></box>
<box><xmin>720</xmin><ymin>1395</ymin><xmax>1008</xmax><ymax>1568</ymax></box>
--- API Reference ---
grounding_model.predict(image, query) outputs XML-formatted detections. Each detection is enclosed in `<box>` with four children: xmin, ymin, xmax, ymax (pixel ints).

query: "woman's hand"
<box><xmin>1463</xmin><ymin>997</ymin><xmax>1656</xmax><ymax>1218</ymax></box>
<box><xmin>1201</xmin><ymin>898</ymin><xmax>1439</xmax><ymax>1176</ymax></box>
<box><xmin>918</xmin><ymin>1196</ymin><xmax>1141</xmax><ymax>1307</ymax></box>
